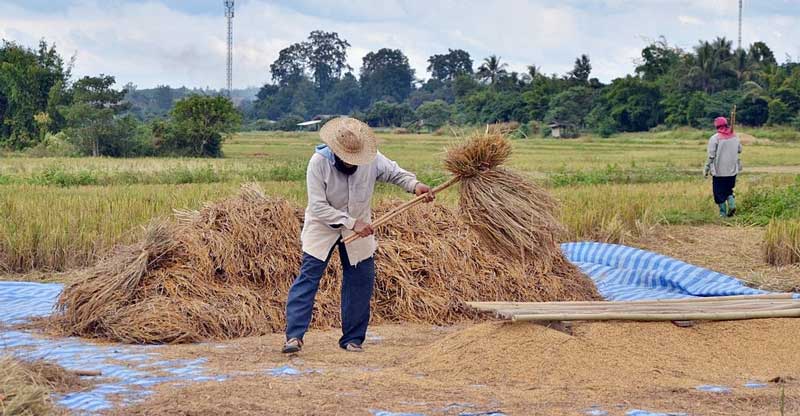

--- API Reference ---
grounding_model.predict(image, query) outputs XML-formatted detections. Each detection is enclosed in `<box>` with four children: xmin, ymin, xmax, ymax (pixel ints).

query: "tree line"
<box><xmin>0</xmin><ymin>40</ymin><xmax>240</xmax><ymax>157</ymax></box>
<box><xmin>249</xmin><ymin>32</ymin><xmax>800</xmax><ymax>135</ymax></box>
<box><xmin>3</xmin><ymin>33</ymin><xmax>800</xmax><ymax>158</ymax></box>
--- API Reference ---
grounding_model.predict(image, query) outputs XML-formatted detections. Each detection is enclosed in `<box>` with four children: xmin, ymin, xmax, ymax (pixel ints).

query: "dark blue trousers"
<box><xmin>285</xmin><ymin>240</ymin><xmax>376</xmax><ymax>348</ymax></box>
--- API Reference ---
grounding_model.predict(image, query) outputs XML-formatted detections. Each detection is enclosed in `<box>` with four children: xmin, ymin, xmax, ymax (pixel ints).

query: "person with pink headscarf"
<box><xmin>703</xmin><ymin>116</ymin><xmax>742</xmax><ymax>217</ymax></box>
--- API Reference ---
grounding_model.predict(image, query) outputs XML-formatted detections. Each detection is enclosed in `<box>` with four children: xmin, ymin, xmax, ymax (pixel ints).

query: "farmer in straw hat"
<box><xmin>703</xmin><ymin>116</ymin><xmax>742</xmax><ymax>217</ymax></box>
<box><xmin>282</xmin><ymin>117</ymin><xmax>434</xmax><ymax>353</ymax></box>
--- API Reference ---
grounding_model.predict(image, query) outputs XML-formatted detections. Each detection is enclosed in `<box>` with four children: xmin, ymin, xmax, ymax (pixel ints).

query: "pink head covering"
<box><xmin>714</xmin><ymin>116</ymin><xmax>734</xmax><ymax>139</ymax></box>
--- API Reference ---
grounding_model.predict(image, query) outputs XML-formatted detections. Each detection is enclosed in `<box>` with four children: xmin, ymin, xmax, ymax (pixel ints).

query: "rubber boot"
<box><xmin>726</xmin><ymin>195</ymin><xmax>736</xmax><ymax>217</ymax></box>
<box><xmin>718</xmin><ymin>203</ymin><xmax>727</xmax><ymax>218</ymax></box>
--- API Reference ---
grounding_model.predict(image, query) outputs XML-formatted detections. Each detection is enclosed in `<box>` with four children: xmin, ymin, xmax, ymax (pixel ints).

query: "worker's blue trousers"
<box><xmin>285</xmin><ymin>240</ymin><xmax>375</xmax><ymax>348</ymax></box>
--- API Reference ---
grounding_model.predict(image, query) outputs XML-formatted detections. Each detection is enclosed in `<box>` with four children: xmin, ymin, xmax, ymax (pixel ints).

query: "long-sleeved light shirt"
<box><xmin>706</xmin><ymin>133</ymin><xmax>742</xmax><ymax>177</ymax></box>
<box><xmin>301</xmin><ymin>146</ymin><xmax>419</xmax><ymax>266</ymax></box>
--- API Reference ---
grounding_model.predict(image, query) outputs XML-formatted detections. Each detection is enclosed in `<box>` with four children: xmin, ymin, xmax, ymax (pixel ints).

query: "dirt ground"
<box><xmin>105</xmin><ymin>225</ymin><xmax>800</xmax><ymax>416</ymax></box>
<box><xmin>113</xmin><ymin>320</ymin><xmax>799</xmax><ymax>416</ymax></box>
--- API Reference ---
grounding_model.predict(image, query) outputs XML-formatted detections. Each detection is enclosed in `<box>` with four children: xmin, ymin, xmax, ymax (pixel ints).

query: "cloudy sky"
<box><xmin>2</xmin><ymin>0</ymin><xmax>800</xmax><ymax>90</ymax></box>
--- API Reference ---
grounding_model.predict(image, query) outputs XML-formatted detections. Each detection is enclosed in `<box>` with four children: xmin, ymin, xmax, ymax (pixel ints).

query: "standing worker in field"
<box><xmin>282</xmin><ymin>117</ymin><xmax>434</xmax><ymax>354</ymax></box>
<box><xmin>703</xmin><ymin>116</ymin><xmax>742</xmax><ymax>217</ymax></box>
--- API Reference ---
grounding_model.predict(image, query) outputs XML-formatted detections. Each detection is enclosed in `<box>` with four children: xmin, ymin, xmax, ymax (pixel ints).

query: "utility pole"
<box><xmin>225</xmin><ymin>1</ymin><xmax>234</xmax><ymax>97</ymax></box>
<box><xmin>738</xmin><ymin>0</ymin><xmax>742</xmax><ymax>50</ymax></box>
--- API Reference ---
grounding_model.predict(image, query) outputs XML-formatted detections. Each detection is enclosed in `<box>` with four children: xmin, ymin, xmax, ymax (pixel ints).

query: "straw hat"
<box><xmin>319</xmin><ymin>117</ymin><xmax>377</xmax><ymax>166</ymax></box>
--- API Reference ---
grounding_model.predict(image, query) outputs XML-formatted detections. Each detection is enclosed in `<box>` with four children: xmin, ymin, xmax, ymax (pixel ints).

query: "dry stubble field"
<box><xmin>2</xmin><ymin>128</ymin><xmax>800</xmax><ymax>415</ymax></box>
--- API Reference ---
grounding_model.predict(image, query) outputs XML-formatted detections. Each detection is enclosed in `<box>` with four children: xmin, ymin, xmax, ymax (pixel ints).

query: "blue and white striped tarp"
<box><xmin>0</xmin><ymin>282</ymin><xmax>226</xmax><ymax>412</ymax></box>
<box><xmin>562</xmin><ymin>242</ymin><xmax>800</xmax><ymax>300</ymax></box>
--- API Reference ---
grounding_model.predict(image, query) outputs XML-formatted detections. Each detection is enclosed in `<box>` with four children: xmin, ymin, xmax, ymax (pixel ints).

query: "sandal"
<box><xmin>343</xmin><ymin>342</ymin><xmax>363</xmax><ymax>353</ymax></box>
<box><xmin>281</xmin><ymin>338</ymin><xmax>303</xmax><ymax>353</ymax></box>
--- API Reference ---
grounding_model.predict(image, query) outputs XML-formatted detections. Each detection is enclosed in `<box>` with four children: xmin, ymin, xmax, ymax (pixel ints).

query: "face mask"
<box><xmin>334</xmin><ymin>154</ymin><xmax>358</xmax><ymax>175</ymax></box>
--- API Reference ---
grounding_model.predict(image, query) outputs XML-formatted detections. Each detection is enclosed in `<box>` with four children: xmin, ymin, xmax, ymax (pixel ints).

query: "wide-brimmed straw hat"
<box><xmin>319</xmin><ymin>117</ymin><xmax>377</xmax><ymax>166</ymax></box>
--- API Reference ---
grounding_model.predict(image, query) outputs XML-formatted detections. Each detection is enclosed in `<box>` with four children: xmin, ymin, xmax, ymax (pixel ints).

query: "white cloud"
<box><xmin>1</xmin><ymin>0</ymin><xmax>799</xmax><ymax>89</ymax></box>
<box><xmin>678</xmin><ymin>15</ymin><xmax>703</xmax><ymax>25</ymax></box>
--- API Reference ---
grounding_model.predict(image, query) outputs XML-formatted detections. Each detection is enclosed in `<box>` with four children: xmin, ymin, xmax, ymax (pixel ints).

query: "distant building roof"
<box><xmin>297</xmin><ymin>120</ymin><xmax>322</xmax><ymax>127</ymax></box>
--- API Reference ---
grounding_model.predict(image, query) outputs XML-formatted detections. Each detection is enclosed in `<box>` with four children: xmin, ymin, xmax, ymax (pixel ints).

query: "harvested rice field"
<box><xmin>111</xmin><ymin>320</ymin><xmax>800</xmax><ymax>415</ymax></box>
<box><xmin>2</xmin><ymin>130</ymin><xmax>800</xmax><ymax>415</ymax></box>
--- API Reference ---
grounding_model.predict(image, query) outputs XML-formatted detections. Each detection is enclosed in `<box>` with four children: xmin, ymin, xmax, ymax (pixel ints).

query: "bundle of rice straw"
<box><xmin>444</xmin><ymin>134</ymin><xmax>564</xmax><ymax>269</ymax></box>
<box><xmin>55</xmin><ymin>183</ymin><xmax>598</xmax><ymax>344</ymax></box>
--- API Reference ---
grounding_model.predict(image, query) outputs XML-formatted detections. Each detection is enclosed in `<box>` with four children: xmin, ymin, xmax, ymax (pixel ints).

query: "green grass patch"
<box><xmin>739</xmin><ymin>176</ymin><xmax>800</xmax><ymax>225</ymax></box>
<box><xmin>548</xmin><ymin>165</ymin><xmax>696</xmax><ymax>187</ymax></box>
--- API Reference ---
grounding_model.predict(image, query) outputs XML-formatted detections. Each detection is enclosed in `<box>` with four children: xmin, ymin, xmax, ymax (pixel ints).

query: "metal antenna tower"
<box><xmin>225</xmin><ymin>1</ymin><xmax>234</xmax><ymax>97</ymax></box>
<box><xmin>738</xmin><ymin>0</ymin><xmax>742</xmax><ymax>50</ymax></box>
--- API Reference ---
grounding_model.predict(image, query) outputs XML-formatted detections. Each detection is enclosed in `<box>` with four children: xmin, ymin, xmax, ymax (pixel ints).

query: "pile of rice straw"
<box><xmin>0</xmin><ymin>355</ymin><xmax>85</xmax><ymax>416</ymax></box>
<box><xmin>55</xmin><ymin>181</ymin><xmax>598</xmax><ymax>344</ymax></box>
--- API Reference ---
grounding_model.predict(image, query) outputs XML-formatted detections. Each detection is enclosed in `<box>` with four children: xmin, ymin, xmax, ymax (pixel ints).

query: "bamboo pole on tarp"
<box><xmin>510</xmin><ymin>308</ymin><xmax>800</xmax><ymax>322</ymax></box>
<box><xmin>492</xmin><ymin>303</ymin><xmax>800</xmax><ymax>318</ymax></box>
<box><xmin>474</xmin><ymin>299</ymin><xmax>800</xmax><ymax>312</ymax></box>
<box><xmin>492</xmin><ymin>300</ymin><xmax>800</xmax><ymax>312</ymax></box>
<box><xmin>466</xmin><ymin>294</ymin><xmax>796</xmax><ymax>310</ymax></box>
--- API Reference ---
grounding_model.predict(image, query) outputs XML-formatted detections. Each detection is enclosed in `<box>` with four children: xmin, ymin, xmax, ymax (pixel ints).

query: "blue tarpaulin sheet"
<box><xmin>561</xmin><ymin>242</ymin><xmax>800</xmax><ymax>300</ymax></box>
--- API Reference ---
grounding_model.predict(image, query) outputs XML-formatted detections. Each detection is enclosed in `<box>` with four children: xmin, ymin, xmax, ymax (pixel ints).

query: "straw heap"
<box><xmin>445</xmin><ymin>134</ymin><xmax>564</xmax><ymax>268</ymax></box>
<box><xmin>55</xmin><ymin>181</ymin><xmax>598</xmax><ymax>344</ymax></box>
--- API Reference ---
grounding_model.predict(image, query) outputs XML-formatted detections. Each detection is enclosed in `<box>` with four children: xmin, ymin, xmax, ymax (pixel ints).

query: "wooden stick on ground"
<box><xmin>72</xmin><ymin>369</ymin><xmax>102</xmax><ymax>377</ymax></box>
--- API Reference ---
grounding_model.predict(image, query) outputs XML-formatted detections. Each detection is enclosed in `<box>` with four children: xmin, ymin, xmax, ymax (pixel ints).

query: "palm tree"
<box><xmin>476</xmin><ymin>55</ymin><xmax>508</xmax><ymax>84</ymax></box>
<box><xmin>711</xmin><ymin>37</ymin><xmax>733</xmax><ymax>61</ymax></box>
<box><xmin>732</xmin><ymin>48</ymin><xmax>757</xmax><ymax>83</ymax></box>
<box><xmin>688</xmin><ymin>39</ymin><xmax>735</xmax><ymax>92</ymax></box>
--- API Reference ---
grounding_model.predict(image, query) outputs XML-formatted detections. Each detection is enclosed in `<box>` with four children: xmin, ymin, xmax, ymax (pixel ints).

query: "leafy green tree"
<box><xmin>747</xmin><ymin>41</ymin><xmax>777</xmax><ymax>67</ymax></box>
<box><xmin>407</xmin><ymin>78</ymin><xmax>455</xmax><ymax>108</ymax></box>
<box><xmin>270</xmin><ymin>43</ymin><xmax>309</xmax><ymax>86</ymax></box>
<box><xmin>520</xmin><ymin>75</ymin><xmax>562</xmax><ymax>121</ymax></box>
<box><xmin>567</xmin><ymin>54</ymin><xmax>592</xmax><ymax>84</ymax></box>
<box><xmin>684</xmin><ymin>91</ymin><xmax>709</xmax><ymax>127</ymax></box>
<box><xmin>737</xmin><ymin>95</ymin><xmax>769</xmax><ymax>126</ymax></box>
<box><xmin>306</xmin><ymin>31</ymin><xmax>351</xmax><ymax>92</ymax></box>
<box><xmin>774</xmin><ymin>68</ymin><xmax>800</xmax><ymax>113</ymax></box>
<box><xmin>360</xmin><ymin>48</ymin><xmax>415</xmax><ymax>104</ymax></box>
<box><xmin>544</xmin><ymin>86</ymin><xmax>595</xmax><ymax>127</ymax></box>
<box><xmin>592</xmin><ymin>76</ymin><xmax>663</xmax><ymax>132</ymax></box>
<box><xmin>774</xmin><ymin>87</ymin><xmax>800</xmax><ymax>114</ymax></box>
<box><xmin>0</xmin><ymin>40</ymin><xmax>70</xmax><ymax>149</ymax></box>
<box><xmin>635</xmin><ymin>38</ymin><xmax>682</xmax><ymax>81</ymax></box>
<box><xmin>460</xmin><ymin>89</ymin><xmax>529</xmax><ymax>124</ymax></box>
<box><xmin>162</xmin><ymin>95</ymin><xmax>241</xmax><ymax>157</ymax></box>
<box><xmin>364</xmin><ymin>100</ymin><xmax>414</xmax><ymax>127</ymax></box>
<box><xmin>453</xmin><ymin>73</ymin><xmax>481</xmax><ymax>99</ymax></box>
<box><xmin>61</xmin><ymin>75</ymin><xmax>130</xmax><ymax>156</ymax></box>
<box><xmin>427</xmin><ymin>49</ymin><xmax>473</xmax><ymax>81</ymax></box>
<box><xmin>322</xmin><ymin>72</ymin><xmax>362</xmax><ymax>114</ymax></box>
<box><xmin>154</xmin><ymin>84</ymin><xmax>174</xmax><ymax>113</ymax></box>
<box><xmin>767</xmin><ymin>98</ymin><xmax>792</xmax><ymax>125</ymax></box>
<box><xmin>415</xmin><ymin>100</ymin><xmax>451</xmax><ymax>130</ymax></box>
<box><xmin>254</xmin><ymin>77</ymin><xmax>318</xmax><ymax>120</ymax></box>
<box><xmin>493</xmin><ymin>72</ymin><xmax>526</xmax><ymax>93</ymax></box>
<box><xmin>476</xmin><ymin>55</ymin><xmax>508</xmax><ymax>84</ymax></box>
